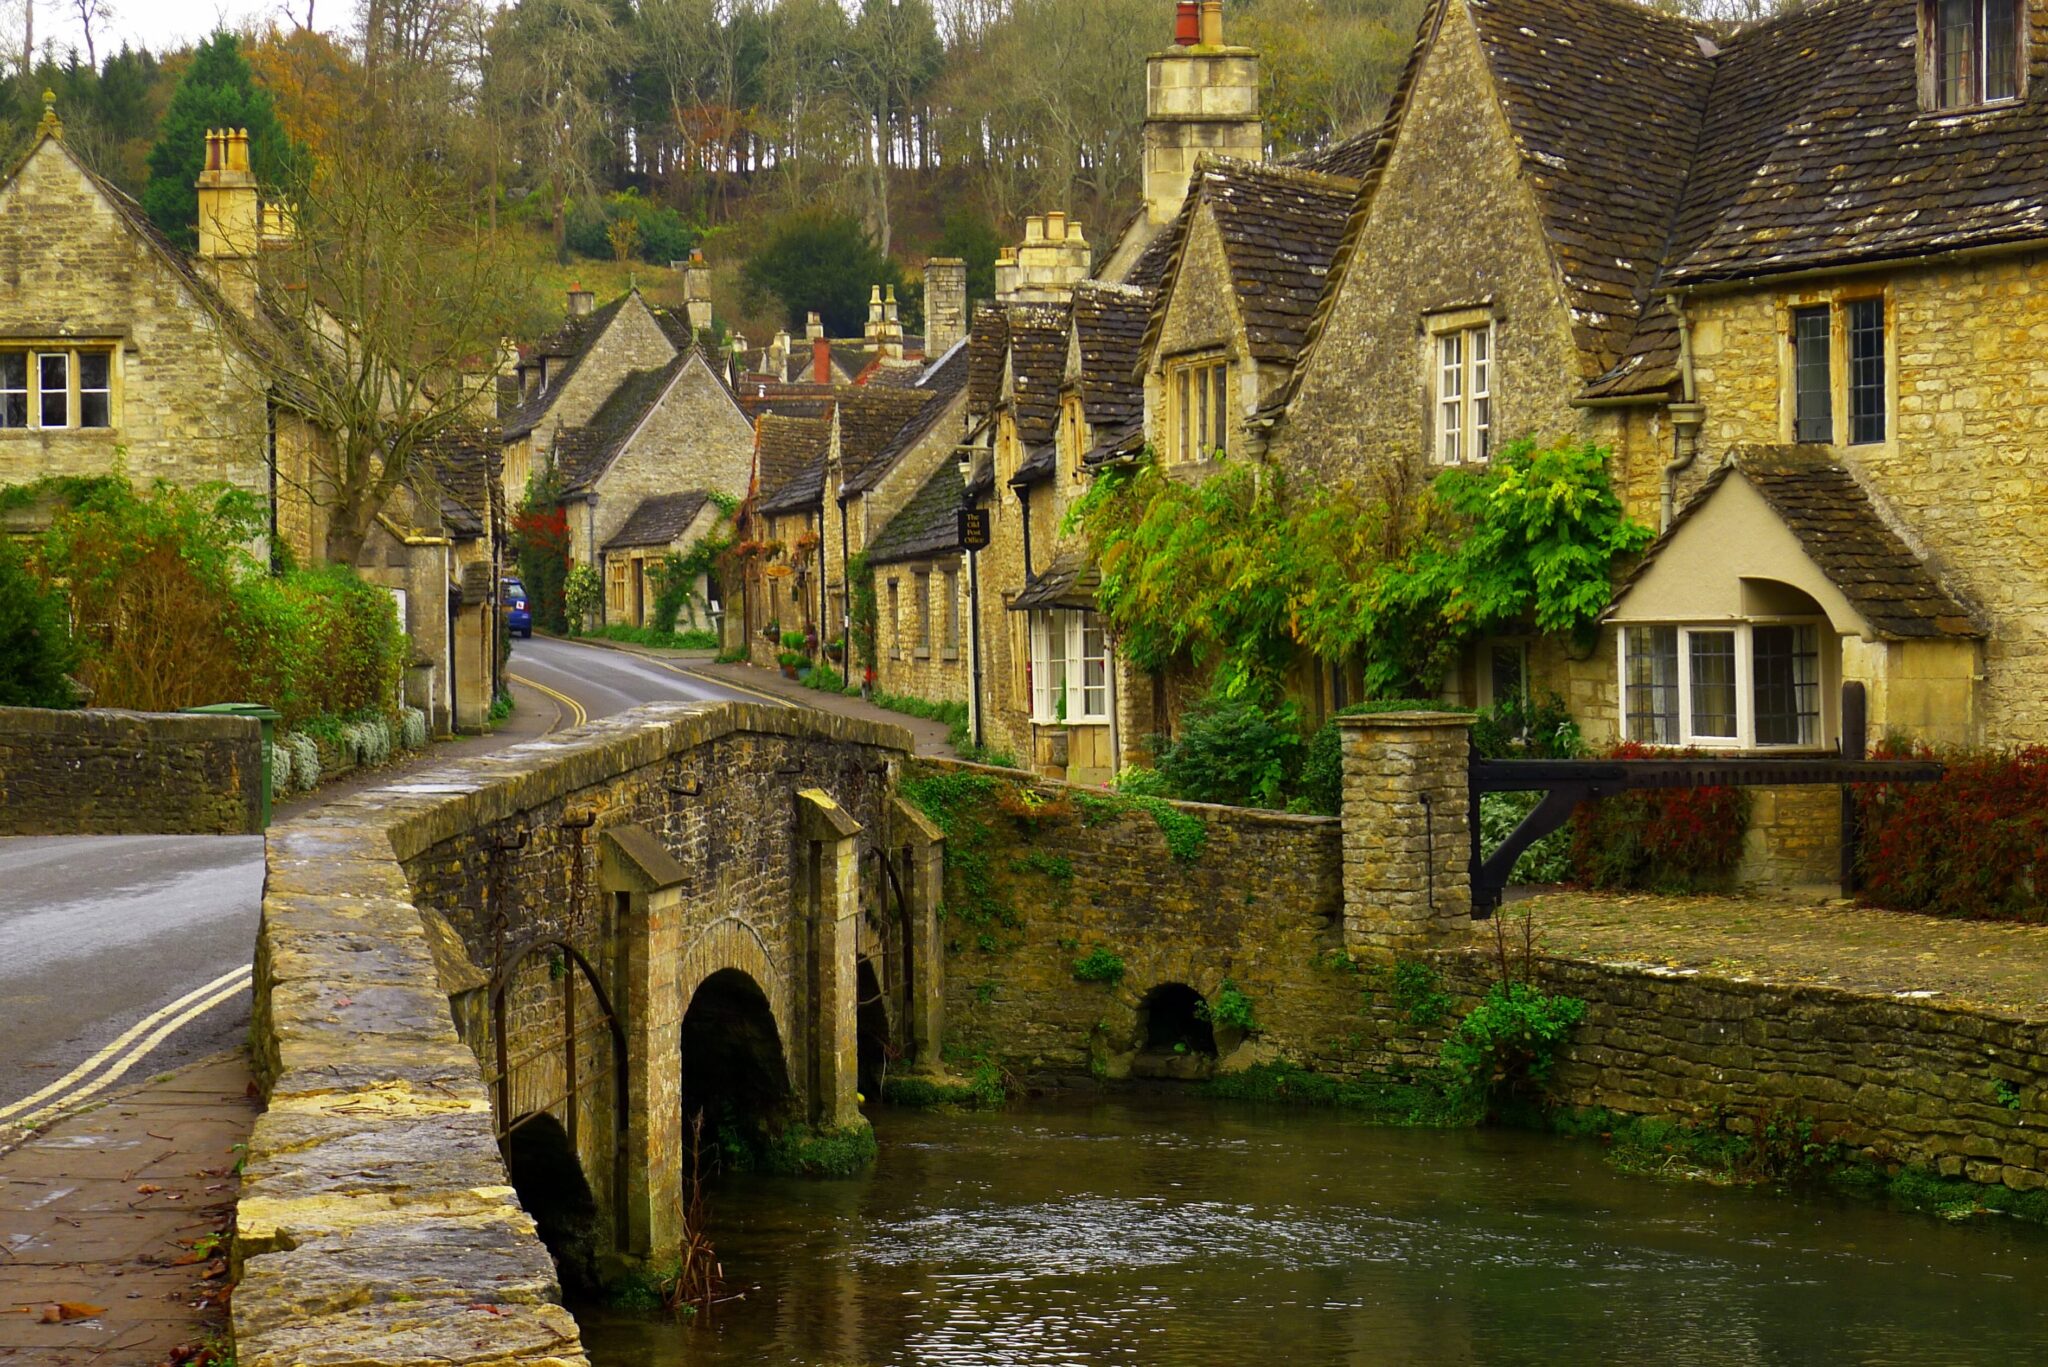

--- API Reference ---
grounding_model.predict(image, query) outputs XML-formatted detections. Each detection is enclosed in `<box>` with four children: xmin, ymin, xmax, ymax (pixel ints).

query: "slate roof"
<box><xmin>967</xmin><ymin>303</ymin><xmax>1009</xmax><ymax>418</ymax></box>
<box><xmin>1189</xmin><ymin>159</ymin><xmax>1358</xmax><ymax>364</ymax></box>
<box><xmin>1672</xmin><ymin>0</ymin><xmax>2048</xmax><ymax>284</ymax></box>
<box><xmin>549</xmin><ymin>358</ymin><xmax>685</xmax><ymax>494</ymax></box>
<box><xmin>755</xmin><ymin>413</ymin><xmax>832</xmax><ymax>515</ymax></box>
<box><xmin>1069</xmin><ymin>281</ymin><xmax>1153</xmax><ymax>431</ymax></box>
<box><xmin>1608</xmin><ymin>448</ymin><xmax>1981</xmax><ymax>640</ymax></box>
<box><xmin>1281</xmin><ymin>127</ymin><xmax>1381</xmax><ymax>181</ymax></box>
<box><xmin>837</xmin><ymin>386</ymin><xmax>938</xmax><ymax>494</ymax></box>
<box><xmin>1121</xmin><ymin>209</ymin><xmax>1186</xmax><ymax>291</ymax></box>
<box><xmin>1005</xmin><ymin>305</ymin><xmax>1070</xmax><ymax>485</ymax></box>
<box><xmin>503</xmin><ymin>294</ymin><xmax>633</xmax><ymax>438</ymax></box>
<box><xmin>1009</xmin><ymin>545</ymin><xmax>1100</xmax><ymax>611</ymax></box>
<box><xmin>604</xmin><ymin>490</ymin><xmax>713</xmax><ymax>550</ymax></box>
<box><xmin>1468</xmin><ymin>0</ymin><xmax>1717</xmax><ymax>383</ymax></box>
<box><xmin>842</xmin><ymin>342</ymin><xmax>973</xmax><ymax>498</ymax></box>
<box><xmin>738</xmin><ymin>384</ymin><xmax>837</xmax><ymax>421</ymax></box>
<box><xmin>417</xmin><ymin>427</ymin><xmax>501</xmax><ymax>540</ymax></box>
<box><xmin>864</xmin><ymin>457</ymin><xmax>967</xmax><ymax>566</ymax></box>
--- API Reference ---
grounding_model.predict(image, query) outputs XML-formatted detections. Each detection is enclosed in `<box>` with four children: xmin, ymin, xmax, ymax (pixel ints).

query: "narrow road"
<box><xmin>0</xmin><ymin>635</ymin><xmax>778</xmax><ymax>1140</ymax></box>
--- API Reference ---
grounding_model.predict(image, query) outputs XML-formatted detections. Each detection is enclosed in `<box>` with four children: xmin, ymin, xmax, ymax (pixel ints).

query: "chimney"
<box><xmin>805</xmin><ymin>311</ymin><xmax>825</xmax><ymax>342</ymax></box>
<box><xmin>194</xmin><ymin>127</ymin><xmax>260</xmax><ymax>315</ymax></box>
<box><xmin>567</xmin><ymin>286</ymin><xmax>595</xmax><ymax>317</ymax></box>
<box><xmin>864</xmin><ymin>284</ymin><xmax>886</xmax><ymax>346</ymax></box>
<box><xmin>997</xmin><ymin>212</ymin><xmax>1091</xmax><ymax>304</ymax></box>
<box><xmin>813</xmin><ymin>335</ymin><xmax>832</xmax><ymax>385</ymax></box>
<box><xmin>880</xmin><ymin>285</ymin><xmax>904</xmax><ymax>361</ymax></box>
<box><xmin>1143</xmin><ymin>0</ymin><xmax>1263</xmax><ymax>226</ymax></box>
<box><xmin>769</xmin><ymin>329</ymin><xmax>792</xmax><ymax>380</ymax></box>
<box><xmin>683</xmin><ymin>248</ymin><xmax>713</xmax><ymax>334</ymax></box>
<box><xmin>924</xmin><ymin>257</ymin><xmax>967</xmax><ymax>356</ymax></box>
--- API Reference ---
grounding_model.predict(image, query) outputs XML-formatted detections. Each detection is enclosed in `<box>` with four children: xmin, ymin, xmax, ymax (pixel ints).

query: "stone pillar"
<box><xmin>891</xmin><ymin>797</ymin><xmax>946</xmax><ymax>1066</ymax></box>
<box><xmin>1336</xmin><ymin>711</ymin><xmax>1473</xmax><ymax>949</ymax></box>
<box><xmin>798</xmin><ymin>789</ymin><xmax>863</xmax><ymax>1129</ymax></box>
<box><xmin>603</xmin><ymin>825</ymin><xmax>690</xmax><ymax>1264</ymax></box>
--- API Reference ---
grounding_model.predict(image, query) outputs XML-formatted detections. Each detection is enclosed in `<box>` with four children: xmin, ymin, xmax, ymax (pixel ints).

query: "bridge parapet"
<box><xmin>238</xmin><ymin>702</ymin><xmax>925</xmax><ymax>1367</ymax></box>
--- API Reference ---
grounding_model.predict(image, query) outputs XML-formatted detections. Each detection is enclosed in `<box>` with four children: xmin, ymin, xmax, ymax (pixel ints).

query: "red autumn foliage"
<box><xmin>1567</xmin><ymin>741</ymin><xmax>1750</xmax><ymax>892</ymax></box>
<box><xmin>1855</xmin><ymin>742</ymin><xmax>2048</xmax><ymax>920</ymax></box>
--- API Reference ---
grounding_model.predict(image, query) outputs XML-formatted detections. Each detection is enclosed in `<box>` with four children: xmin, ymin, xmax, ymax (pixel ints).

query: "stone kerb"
<box><xmin>1336</xmin><ymin>711</ymin><xmax>1474</xmax><ymax>949</ymax></box>
<box><xmin>237</xmin><ymin>702</ymin><xmax>916</xmax><ymax>1367</ymax></box>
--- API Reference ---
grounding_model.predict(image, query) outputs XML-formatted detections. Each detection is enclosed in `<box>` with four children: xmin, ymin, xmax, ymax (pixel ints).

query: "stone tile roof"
<box><xmin>1670</xmin><ymin>0</ymin><xmax>2048</xmax><ymax>283</ymax></box>
<box><xmin>865</xmin><ymin>455</ymin><xmax>968</xmax><ymax>566</ymax></box>
<box><xmin>737</xmin><ymin>383</ymin><xmax>836</xmax><ymax>422</ymax></box>
<box><xmin>1122</xmin><ymin>210</ymin><xmax>1186</xmax><ymax>291</ymax></box>
<box><xmin>503</xmin><ymin>294</ymin><xmax>634</xmax><ymax>438</ymax></box>
<box><xmin>755</xmin><ymin>413</ymin><xmax>831</xmax><ymax>515</ymax></box>
<box><xmin>1195</xmin><ymin>159</ymin><xmax>1359</xmax><ymax>364</ymax></box>
<box><xmin>1610</xmin><ymin>448</ymin><xmax>1981</xmax><ymax>640</ymax></box>
<box><xmin>1468</xmin><ymin>0</ymin><xmax>1717</xmax><ymax>383</ymax></box>
<box><xmin>1005</xmin><ymin>305</ymin><xmax>1069</xmax><ymax>446</ymax></box>
<box><xmin>417</xmin><ymin>427</ymin><xmax>501</xmax><ymax>540</ymax></box>
<box><xmin>843</xmin><ymin>345</ymin><xmax>973</xmax><ymax>498</ymax></box>
<box><xmin>604</xmin><ymin>490</ymin><xmax>713</xmax><ymax>550</ymax></box>
<box><xmin>967</xmin><ymin>303</ymin><xmax>1009</xmax><ymax>418</ymax></box>
<box><xmin>1280</xmin><ymin>127</ymin><xmax>1381</xmax><ymax>181</ymax></box>
<box><xmin>1009</xmin><ymin>544</ymin><xmax>1100</xmax><ymax>611</ymax></box>
<box><xmin>837</xmin><ymin>386</ymin><xmax>937</xmax><ymax>494</ymax></box>
<box><xmin>1070</xmin><ymin>281</ymin><xmax>1153</xmax><ymax>431</ymax></box>
<box><xmin>550</xmin><ymin>358</ymin><xmax>683</xmax><ymax>494</ymax></box>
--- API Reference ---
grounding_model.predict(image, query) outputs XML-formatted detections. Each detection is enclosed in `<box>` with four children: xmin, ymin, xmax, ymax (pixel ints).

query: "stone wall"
<box><xmin>240</xmin><ymin>703</ymin><xmax>927</xmax><ymax>1367</ymax></box>
<box><xmin>0</xmin><ymin>706</ymin><xmax>262</xmax><ymax>835</ymax></box>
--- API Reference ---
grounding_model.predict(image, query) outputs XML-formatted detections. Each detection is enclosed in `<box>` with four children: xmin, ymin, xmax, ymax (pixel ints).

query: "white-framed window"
<box><xmin>1620</xmin><ymin>622</ymin><xmax>1824</xmax><ymax>749</ymax></box>
<box><xmin>1029</xmin><ymin>608</ymin><xmax>1109</xmax><ymax>724</ymax></box>
<box><xmin>1168</xmin><ymin>356</ymin><xmax>1229</xmax><ymax>463</ymax></box>
<box><xmin>0</xmin><ymin>347</ymin><xmax>115</xmax><ymax>430</ymax></box>
<box><xmin>1432</xmin><ymin>323</ymin><xmax>1491</xmax><ymax>464</ymax></box>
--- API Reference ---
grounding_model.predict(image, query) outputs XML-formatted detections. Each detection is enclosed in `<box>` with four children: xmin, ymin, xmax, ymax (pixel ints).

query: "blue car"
<box><xmin>502</xmin><ymin>576</ymin><xmax>532</xmax><ymax>638</ymax></box>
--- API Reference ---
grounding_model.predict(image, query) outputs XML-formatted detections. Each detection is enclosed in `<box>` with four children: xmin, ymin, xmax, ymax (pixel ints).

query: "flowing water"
<box><xmin>576</xmin><ymin>1094</ymin><xmax>2048</xmax><ymax>1365</ymax></box>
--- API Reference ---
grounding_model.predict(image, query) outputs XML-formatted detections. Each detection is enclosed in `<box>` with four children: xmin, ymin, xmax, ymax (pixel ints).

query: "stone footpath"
<box><xmin>570</xmin><ymin>636</ymin><xmax>960</xmax><ymax>757</ymax></box>
<box><xmin>1516</xmin><ymin>890</ymin><xmax>2048</xmax><ymax>1015</ymax></box>
<box><xmin>0</xmin><ymin>1053</ymin><xmax>256</xmax><ymax>1366</ymax></box>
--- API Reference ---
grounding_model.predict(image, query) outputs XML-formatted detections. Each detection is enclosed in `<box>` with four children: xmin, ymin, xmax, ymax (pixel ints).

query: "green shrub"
<box><xmin>586</xmin><ymin>622</ymin><xmax>719</xmax><ymax>650</ymax></box>
<box><xmin>780</xmin><ymin>628</ymin><xmax>808</xmax><ymax>651</ymax></box>
<box><xmin>777</xmin><ymin>650</ymin><xmax>810</xmax><ymax>669</ymax></box>
<box><xmin>804</xmin><ymin>663</ymin><xmax>847</xmax><ymax>693</ymax></box>
<box><xmin>565</xmin><ymin>189</ymin><xmax>699</xmax><ymax>265</ymax></box>
<box><xmin>1197</xmin><ymin>978</ymin><xmax>1259</xmax><ymax>1033</ymax></box>
<box><xmin>0</xmin><ymin>537</ymin><xmax>76</xmax><ymax>706</ymax></box>
<box><xmin>1111</xmin><ymin>765</ymin><xmax>1172</xmax><ymax>797</ymax></box>
<box><xmin>1439</xmin><ymin>981</ymin><xmax>1587</xmax><ymax>1108</ymax></box>
<box><xmin>1071</xmin><ymin>945</ymin><xmax>1126</xmax><ymax>984</ymax></box>
<box><xmin>563</xmin><ymin>565</ymin><xmax>602</xmax><ymax>630</ymax></box>
<box><xmin>1478</xmin><ymin>790</ymin><xmax>1573</xmax><ymax>884</ymax></box>
<box><xmin>1153</xmin><ymin>692</ymin><xmax>1303</xmax><ymax>808</ymax></box>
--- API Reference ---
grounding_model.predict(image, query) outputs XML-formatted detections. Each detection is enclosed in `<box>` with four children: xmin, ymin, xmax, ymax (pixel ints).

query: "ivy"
<box><xmin>899</xmin><ymin>772</ymin><xmax>1011</xmax><ymax>933</ymax></box>
<box><xmin>1070</xmin><ymin>439</ymin><xmax>1651</xmax><ymax>701</ymax></box>
<box><xmin>1073</xmin><ymin>789</ymin><xmax>1207</xmax><ymax>862</ymax></box>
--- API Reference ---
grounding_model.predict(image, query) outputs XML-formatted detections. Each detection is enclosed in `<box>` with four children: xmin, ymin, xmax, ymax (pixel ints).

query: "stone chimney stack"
<box><xmin>864</xmin><ymin>284</ymin><xmax>886</xmax><ymax>346</ymax></box>
<box><xmin>683</xmin><ymin>249</ymin><xmax>714</xmax><ymax>334</ymax></box>
<box><xmin>996</xmin><ymin>213</ymin><xmax>1091</xmax><ymax>304</ymax></box>
<box><xmin>567</xmin><ymin>286</ymin><xmax>595</xmax><ymax>317</ymax></box>
<box><xmin>924</xmin><ymin>257</ymin><xmax>967</xmax><ymax>357</ymax></box>
<box><xmin>1143</xmin><ymin>0</ymin><xmax>1263</xmax><ymax>227</ymax></box>
<box><xmin>195</xmin><ymin>128</ymin><xmax>260</xmax><ymax>314</ymax></box>
<box><xmin>879</xmin><ymin>285</ymin><xmax>905</xmax><ymax>360</ymax></box>
<box><xmin>769</xmin><ymin>329</ymin><xmax>792</xmax><ymax>380</ymax></box>
<box><xmin>806</xmin><ymin>311</ymin><xmax>825</xmax><ymax>342</ymax></box>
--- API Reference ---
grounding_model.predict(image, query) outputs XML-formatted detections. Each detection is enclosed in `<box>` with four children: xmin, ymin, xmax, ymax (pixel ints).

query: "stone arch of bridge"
<box><xmin>674</xmin><ymin>915</ymin><xmax>798</xmax><ymax>1094</ymax></box>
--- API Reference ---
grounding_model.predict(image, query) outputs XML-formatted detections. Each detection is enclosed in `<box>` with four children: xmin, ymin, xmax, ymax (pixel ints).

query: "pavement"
<box><xmin>0</xmin><ymin>1053</ymin><xmax>255</xmax><ymax>1366</ymax></box>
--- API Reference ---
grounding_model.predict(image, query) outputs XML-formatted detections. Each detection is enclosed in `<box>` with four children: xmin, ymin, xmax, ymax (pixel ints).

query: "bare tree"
<box><xmin>484</xmin><ymin>0</ymin><xmax>616</xmax><ymax>260</ymax></box>
<box><xmin>69</xmin><ymin>0</ymin><xmax>108</xmax><ymax>67</ymax></box>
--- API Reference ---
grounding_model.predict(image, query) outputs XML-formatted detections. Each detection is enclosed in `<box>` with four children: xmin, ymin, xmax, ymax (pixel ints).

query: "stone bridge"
<box><xmin>239</xmin><ymin>703</ymin><xmax>943</xmax><ymax>1364</ymax></box>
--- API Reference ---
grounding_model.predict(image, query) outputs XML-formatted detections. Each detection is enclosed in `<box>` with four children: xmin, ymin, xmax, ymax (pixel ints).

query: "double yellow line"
<box><xmin>0</xmin><ymin>965</ymin><xmax>252</xmax><ymax>1137</ymax></box>
<box><xmin>508</xmin><ymin>672</ymin><xmax>587</xmax><ymax>729</ymax></box>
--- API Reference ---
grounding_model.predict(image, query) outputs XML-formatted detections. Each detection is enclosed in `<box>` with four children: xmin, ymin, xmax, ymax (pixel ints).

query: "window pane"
<box><xmin>38</xmin><ymin>353</ymin><xmax>68</xmax><ymax>427</ymax></box>
<box><xmin>1211</xmin><ymin>364</ymin><xmax>1228</xmax><ymax>457</ymax></box>
<box><xmin>1688</xmin><ymin>631</ymin><xmax>1738</xmax><ymax>739</ymax></box>
<box><xmin>1624</xmin><ymin>627</ymin><xmax>1678</xmax><ymax>745</ymax></box>
<box><xmin>1177</xmin><ymin>370</ymin><xmax>1191</xmax><ymax>462</ymax></box>
<box><xmin>1438</xmin><ymin>334</ymin><xmax>1461</xmax><ymax>464</ymax></box>
<box><xmin>1081</xmin><ymin>612</ymin><xmax>1106</xmax><ymax>719</ymax></box>
<box><xmin>1793</xmin><ymin>307</ymin><xmax>1831</xmax><ymax>442</ymax></box>
<box><xmin>1753</xmin><ymin>624</ymin><xmax>1821</xmax><ymax>746</ymax></box>
<box><xmin>1489</xmin><ymin>643</ymin><xmax>1524</xmax><ymax>708</ymax></box>
<box><xmin>78</xmin><ymin>352</ymin><xmax>111</xmax><ymax>429</ymax></box>
<box><xmin>1939</xmin><ymin>0</ymin><xmax>1977</xmax><ymax>106</ymax></box>
<box><xmin>0</xmin><ymin>354</ymin><xmax>24</xmax><ymax>429</ymax></box>
<box><xmin>1984</xmin><ymin>0</ymin><xmax>2019</xmax><ymax>101</ymax></box>
<box><xmin>1847</xmin><ymin>299</ymin><xmax>1885</xmax><ymax>445</ymax></box>
<box><xmin>1470</xmin><ymin>327</ymin><xmax>1490</xmax><ymax>461</ymax></box>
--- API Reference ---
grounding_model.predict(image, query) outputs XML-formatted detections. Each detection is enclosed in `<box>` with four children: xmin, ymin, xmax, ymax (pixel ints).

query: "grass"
<box><xmin>580</xmin><ymin>622</ymin><xmax>719</xmax><ymax>650</ymax></box>
<box><xmin>760</xmin><ymin>1121</ymin><xmax>879</xmax><ymax>1177</ymax></box>
<box><xmin>1202</xmin><ymin>1061</ymin><xmax>1476</xmax><ymax>1126</ymax></box>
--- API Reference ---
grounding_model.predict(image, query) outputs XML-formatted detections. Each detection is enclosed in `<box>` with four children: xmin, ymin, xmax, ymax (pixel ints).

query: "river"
<box><xmin>576</xmin><ymin>1094</ymin><xmax>2048</xmax><ymax>1365</ymax></box>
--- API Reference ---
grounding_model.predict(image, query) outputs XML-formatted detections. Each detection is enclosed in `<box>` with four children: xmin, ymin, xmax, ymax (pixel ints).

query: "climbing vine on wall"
<box><xmin>1068</xmin><ymin>439</ymin><xmax>1652</xmax><ymax>701</ymax></box>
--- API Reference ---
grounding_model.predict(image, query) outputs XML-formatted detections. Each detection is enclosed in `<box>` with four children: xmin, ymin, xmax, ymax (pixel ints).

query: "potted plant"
<box><xmin>761</xmin><ymin>618</ymin><xmax>781</xmax><ymax>643</ymax></box>
<box><xmin>861</xmin><ymin>665</ymin><xmax>875</xmax><ymax>701</ymax></box>
<box><xmin>826</xmin><ymin>636</ymin><xmax>846</xmax><ymax>663</ymax></box>
<box><xmin>780</xmin><ymin>628</ymin><xmax>809</xmax><ymax>655</ymax></box>
<box><xmin>777</xmin><ymin>649</ymin><xmax>809</xmax><ymax>679</ymax></box>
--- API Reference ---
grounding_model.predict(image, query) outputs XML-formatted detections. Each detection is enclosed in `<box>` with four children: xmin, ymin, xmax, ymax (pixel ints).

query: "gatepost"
<box><xmin>1336</xmin><ymin>711</ymin><xmax>1475</xmax><ymax>949</ymax></box>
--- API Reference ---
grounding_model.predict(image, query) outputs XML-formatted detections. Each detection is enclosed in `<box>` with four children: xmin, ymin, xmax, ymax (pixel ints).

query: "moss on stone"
<box><xmin>761</xmin><ymin>1121</ymin><xmax>878</xmax><ymax>1178</ymax></box>
<box><xmin>1202</xmin><ymin>1061</ymin><xmax>1475</xmax><ymax>1126</ymax></box>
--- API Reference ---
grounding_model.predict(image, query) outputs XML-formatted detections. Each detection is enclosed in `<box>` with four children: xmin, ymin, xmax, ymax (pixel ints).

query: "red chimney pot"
<box><xmin>1174</xmin><ymin>0</ymin><xmax>1199</xmax><ymax>45</ymax></box>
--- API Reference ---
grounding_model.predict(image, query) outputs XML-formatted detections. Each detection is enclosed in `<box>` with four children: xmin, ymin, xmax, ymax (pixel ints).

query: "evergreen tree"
<box><xmin>141</xmin><ymin>32</ymin><xmax>293</xmax><ymax>250</ymax></box>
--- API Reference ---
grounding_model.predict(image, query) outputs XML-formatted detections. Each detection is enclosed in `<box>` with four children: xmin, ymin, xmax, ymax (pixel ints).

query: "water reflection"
<box><xmin>577</xmin><ymin>1094</ymin><xmax>2048</xmax><ymax>1365</ymax></box>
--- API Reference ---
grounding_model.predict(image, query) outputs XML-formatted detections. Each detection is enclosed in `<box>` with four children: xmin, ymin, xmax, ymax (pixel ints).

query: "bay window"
<box><xmin>1029</xmin><ymin>609</ymin><xmax>1109</xmax><ymax>724</ymax></box>
<box><xmin>1621</xmin><ymin>622</ymin><xmax>1824</xmax><ymax>748</ymax></box>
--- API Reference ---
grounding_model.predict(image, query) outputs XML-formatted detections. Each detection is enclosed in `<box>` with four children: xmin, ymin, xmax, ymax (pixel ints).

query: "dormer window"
<box><xmin>1926</xmin><ymin>0</ymin><xmax>2023</xmax><ymax>109</ymax></box>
